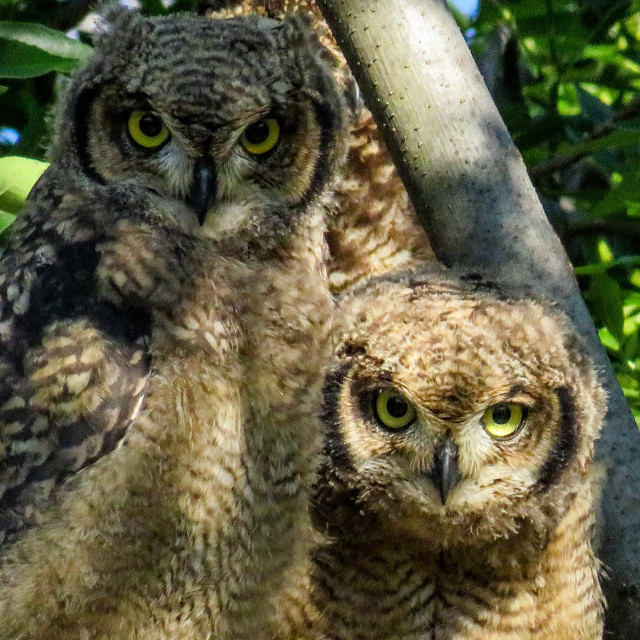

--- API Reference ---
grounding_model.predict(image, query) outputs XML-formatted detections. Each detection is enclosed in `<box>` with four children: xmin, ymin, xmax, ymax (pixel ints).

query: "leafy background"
<box><xmin>2</xmin><ymin>0</ymin><xmax>640</xmax><ymax>423</ymax></box>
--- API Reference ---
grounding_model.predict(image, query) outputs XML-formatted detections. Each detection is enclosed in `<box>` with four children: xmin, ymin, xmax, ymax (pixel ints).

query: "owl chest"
<box><xmin>134</xmin><ymin>356</ymin><xmax>307</xmax><ymax>606</ymax></box>
<box><xmin>315</xmin><ymin>546</ymin><xmax>438</xmax><ymax>640</ymax></box>
<box><xmin>316</xmin><ymin>546</ymin><xmax>591</xmax><ymax>640</ymax></box>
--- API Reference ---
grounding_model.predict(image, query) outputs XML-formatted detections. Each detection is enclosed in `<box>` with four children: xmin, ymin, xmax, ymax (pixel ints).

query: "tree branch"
<box><xmin>315</xmin><ymin>0</ymin><xmax>640</xmax><ymax>634</ymax></box>
<box><xmin>530</xmin><ymin>94</ymin><xmax>640</xmax><ymax>181</ymax></box>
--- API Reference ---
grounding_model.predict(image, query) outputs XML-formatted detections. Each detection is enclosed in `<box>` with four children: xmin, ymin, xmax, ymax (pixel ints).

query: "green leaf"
<box><xmin>447</xmin><ymin>3</ymin><xmax>472</xmax><ymax>31</ymax></box>
<box><xmin>617</xmin><ymin>370</ymin><xmax>640</xmax><ymax>398</ymax></box>
<box><xmin>573</xmin><ymin>129</ymin><xmax>640</xmax><ymax>154</ymax></box>
<box><xmin>0</xmin><ymin>85</ymin><xmax>7</xmax><ymax>95</ymax></box>
<box><xmin>574</xmin><ymin>256</ymin><xmax>640</xmax><ymax>275</ymax></box>
<box><xmin>0</xmin><ymin>209</ymin><xmax>15</xmax><ymax>234</ymax></box>
<box><xmin>576</xmin><ymin>86</ymin><xmax>613</xmax><ymax>123</ymax></box>
<box><xmin>622</xmin><ymin>327</ymin><xmax>639</xmax><ymax>362</ymax></box>
<box><xmin>551</xmin><ymin>129</ymin><xmax>632</xmax><ymax>158</ymax></box>
<box><xmin>599</xmin><ymin>326</ymin><xmax>620</xmax><ymax>352</ymax></box>
<box><xmin>557</xmin><ymin>84</ymin><xmax>580</xmax><ymax>116</ymax></box>
<box><xmin>0</xmin><ymin>156</ymin><xmax>48</xmax><ymax>214</ymax></box>
<box><xmin>0</xmin><ymin>22</ymin><xmax>92</xmax><ymax>78</ymax></box>
<box><xmin>623</xmin><ymin>291</ymin><xmax>640</xmax><ymax>308</ymax></box>
<box><xmin>583</xmin><ymin>44</ymin><xmax>628</xmax><ymax>64</ymax></box>
<box><xmin>139</xmin><ymin>0</ymin><xmax>167</xmax><ymax>15</ymax></box>
<box><xmin>590</xmin><ymin>170</ymin><xmax>640</xmax><ymax>217</ymax></box>
<box><xmin>589</xmin><ymin>274</ymin><xmax>625</xmax><ymax>341</ymax></box>
<box><xmin>518</xmin><ymin>14</ymin><xmax>588</xmax><ymax>41</ymax></box>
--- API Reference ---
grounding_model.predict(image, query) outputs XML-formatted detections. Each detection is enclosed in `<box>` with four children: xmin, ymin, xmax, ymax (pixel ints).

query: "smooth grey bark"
<box><xmin>316</xmin><ymin>0</ymin><xmax>640</xmax><ymax>634</ymax></box>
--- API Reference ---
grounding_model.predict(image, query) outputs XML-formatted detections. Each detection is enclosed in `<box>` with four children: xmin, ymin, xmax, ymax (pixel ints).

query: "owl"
<box><xmin>208</xmin><ymin>0</ymin><xmax>436</xmax><ymax>292</ymax></box>
<box><xmin>311</xmin><ymin>267</ymin><xmax>605</xmax><ymax>640</ymax></box>
<box><xmin>0</xmin><ymin>8</ymin><xmax>347</xmax><ymax>639</ymax></box>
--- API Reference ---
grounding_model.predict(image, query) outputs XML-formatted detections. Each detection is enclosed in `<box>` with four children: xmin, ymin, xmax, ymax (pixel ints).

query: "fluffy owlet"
<box><xmin>208</xmin><ymin>0</ymin><xmax>436</xmax><ymax>292</ymax></box>
<box><xmin>0</xmin><ymin>9</ymin><xmax>347</xmax><ymax>639</ymax></box>
<box><xmin>311</xmin><ymin>268</ymin><xmax>605</xmax><ymax>640</ymax></box>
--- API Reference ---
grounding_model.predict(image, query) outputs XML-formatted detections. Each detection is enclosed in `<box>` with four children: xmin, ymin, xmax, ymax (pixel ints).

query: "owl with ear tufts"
<box><xmin>311</xmin><ymin>268</ymin><xmax>605</xmax><ymax>640</ymax></box>
<box><xmin>208</xmin><ymin>0</ymin><xmax>436</xmax><ymax>292</ymax></box>
<box><xmin>0</xmin><ymin>8</ymin><xmax>348</xmax><ymax>639</ymax></box>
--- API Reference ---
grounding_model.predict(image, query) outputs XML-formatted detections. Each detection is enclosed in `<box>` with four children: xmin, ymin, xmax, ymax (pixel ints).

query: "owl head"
<box><xmin>316</xmin><ymin>269</ymin><xmax>605</xmax><ymax>550</ymax></box>
<box><xmin>50</xmin><ymin>9</ymin><xmax>347</xmax><ymax>242</ymax></box>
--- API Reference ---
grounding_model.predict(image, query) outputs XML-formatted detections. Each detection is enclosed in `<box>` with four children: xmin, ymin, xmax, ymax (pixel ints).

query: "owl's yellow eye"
<box><xmin>127</xmin><ymin>110</ymin><xmax>170</xmax><ymax>149</ymax></box>
<box><xmin>240</xmin><ymin>118</ymin><xmax>281</xmax><ymax>155</ymax></box>
<box><xmin>374</xmin><ymin>389</ymin><xmax>417</xmax><ymax>430</ymax></box>
<box><xmin>482</xmin><ymin>403</ymin><xmax>525</xmax><ymax>439</ymax></box>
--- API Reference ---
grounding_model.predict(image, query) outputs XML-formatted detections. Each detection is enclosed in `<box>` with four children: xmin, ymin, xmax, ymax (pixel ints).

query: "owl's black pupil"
<box><xmin>386</xmin><ymin>396</ymin><xmax>408</xmax><ymax>418</ymax></box>
<box><xmin>139</xmin><ymin>114</ymin><xmax>163</xmax><ymax>138</ymax></box>
<box><xmin>492</xmin><ymin>405</ymin><xmax>512</xmax><ymax>424</ymax></box>
<box><xmin>244</xmin><ymin>121</ymin><xmax>270</xmax><ymax>144</ymax></box>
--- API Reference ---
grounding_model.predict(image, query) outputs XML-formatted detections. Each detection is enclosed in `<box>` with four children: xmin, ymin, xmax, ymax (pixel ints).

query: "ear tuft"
<box><xmin>92</xmin><ymin>5</ymin><xmax>149</xmax><ymax>48</ymax></box>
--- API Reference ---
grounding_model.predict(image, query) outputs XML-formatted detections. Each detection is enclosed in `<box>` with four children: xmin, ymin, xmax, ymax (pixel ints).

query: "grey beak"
<box><xmin>189</xmin><ymin>159</ymin><xmax>217</xmax><ymax>225</ymax></box>
<box><xmin>431</xmin><ymin>435</ymin><xmax>461</xmax><ymax>505</ymax></box>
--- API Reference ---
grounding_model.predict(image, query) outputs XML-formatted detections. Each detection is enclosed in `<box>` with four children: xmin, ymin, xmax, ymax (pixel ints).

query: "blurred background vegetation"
<box><xmin>2</xmin><ymin>0</ymin><xmax>640</xmax><ymax>424</ymax></box>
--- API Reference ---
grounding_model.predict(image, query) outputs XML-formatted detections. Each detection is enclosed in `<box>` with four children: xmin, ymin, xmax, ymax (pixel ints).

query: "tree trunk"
<box><xmin>315</xmin><ymin>0</ymin><xmax>640</xmax><ymax>634</ymax></box>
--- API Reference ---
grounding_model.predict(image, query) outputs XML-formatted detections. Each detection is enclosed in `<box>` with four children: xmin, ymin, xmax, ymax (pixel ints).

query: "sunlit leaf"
<box><xmin>583</xmin><ymin>44</ymin><xmax>628</xmax><ymax>63</ymax></box>
<box><xmin>0</xmin><ymin>156</ymin><xmax>48</xmax><ymax>214</ymax></box>
<box><xmin>557</xmin><ymin>84</ymin><xmax>580</xmax><ymax>116</ymax></box>
<box><xmin>599</xmin><ymin>326</ymin><xmax>620</xmax><ymax>352</ymax></box>
<box><xmin>626</xmin><ymin>11</ymin><xmax>640</xmax><ymax>38</ymax></box>
<box><xmin>598</xmin><ymin>239</ymin><xmax>615</xmax><ymax>262</ymax></box>
<box><xmin>0</xmin><ymin>209</ymin><xmax>15</xmax><ymax>234</ymax></box>
<box><xmin>0</xmin><ymin>22</ymin><xmax>92</xmax><ymax>78</ymax></box>
<box><xmin>623</xmin><ymin>292</ymin><xmax>640</xmax><ymax>308</ymax></box>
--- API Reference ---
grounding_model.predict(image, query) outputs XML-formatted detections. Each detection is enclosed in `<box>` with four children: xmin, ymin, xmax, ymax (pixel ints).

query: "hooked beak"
<box><xmin>188</xmin><ymin>158</ymin><xmax>217</xmax><ymax>225</ymax></box>
<box><xmin>431</xmin><ymin>435</ymin><xmax>461</xmax><ymax>505</ymax></box>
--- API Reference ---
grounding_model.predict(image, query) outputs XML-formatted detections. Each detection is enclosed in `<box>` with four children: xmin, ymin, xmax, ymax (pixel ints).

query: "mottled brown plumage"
<box><xmin>0</xmin><ymin>8</ymin><xmax>347</xmax><ymax>638</ymax></box>
<box><xmin>0</xmin><ymin>220</ymin><xmax>334</xmax><ymax>640</ymax></box>
<box><xmin>209</xmin><ymin>0</ymin><xmax>435</xmax><ymax>292</ymax></box>
<box><xmin>312</xmin><ymin>268</ymin><xmax>605</xmax><ymax>640</ymax></box>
